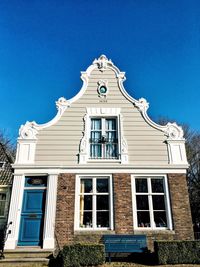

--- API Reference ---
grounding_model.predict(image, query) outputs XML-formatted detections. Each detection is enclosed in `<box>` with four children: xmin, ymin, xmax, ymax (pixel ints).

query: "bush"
<box><xmin>154</xmin><ymin>240</ymin><xmax>200</xmax><ymax>264</ymax></box>
<box><xmin>62</xmin><ymin>243</ymin><xmax>105</xmax><ymax>267</ymax></box>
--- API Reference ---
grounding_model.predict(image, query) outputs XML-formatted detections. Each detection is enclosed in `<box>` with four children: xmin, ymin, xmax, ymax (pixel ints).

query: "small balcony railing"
<box><xmin>89</xmin><ymin>137</ymin><xmax>118</xmax><ymax>160</ymax></box>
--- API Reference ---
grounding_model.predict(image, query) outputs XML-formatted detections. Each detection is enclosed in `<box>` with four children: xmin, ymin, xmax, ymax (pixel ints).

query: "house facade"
<box><xmin>0</xmin><ymin>143</ymin><xmax>13</xmax><ymax>230</ymax></box>
<box><xmin>5</xmin><ymin>55</ymin><xmax>193</xmax><ymax>251</ymax></box>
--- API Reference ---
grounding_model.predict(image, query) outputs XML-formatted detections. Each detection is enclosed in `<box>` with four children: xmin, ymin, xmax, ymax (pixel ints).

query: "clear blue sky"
<box><xmin>0</xmin><ymin>0</ymin><xmax>200</xmax><ymax>141</ymax></box>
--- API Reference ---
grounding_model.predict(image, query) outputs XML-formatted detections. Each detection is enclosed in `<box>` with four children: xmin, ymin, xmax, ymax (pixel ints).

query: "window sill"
<box><xmin>87</xmin><ymin>159</ymin><xmax>121</xmax><ymax>163</ymax></box>
<box><xmin>74</xmin><ymin>229</ymin><xmax>115</xmax><ymax>235</ymax></box>
<box><xmin>134</xmin><ymin>228</ymin><xmax>175</xmax><ymax>234</ymax></box>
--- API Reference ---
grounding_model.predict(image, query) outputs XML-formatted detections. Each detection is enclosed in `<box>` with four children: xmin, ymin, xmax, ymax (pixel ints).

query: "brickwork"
<box><xmin>113</xmin><ymin>173</ymin><xmax>134</xmax><ymax>234</ymax></box>
<box><xmin>54</xmin><ymin>172</ymin><xmax>194</xmax><ymax>250</ymax></box>
<box><xmin>55</xmin><ymin>173</ymin><xmax>76</xmax><ymax>247</ymax></box>
<box><xmin>168</xmin><ymin>173</ymin><xmax>194</xmax><ymax>240</ymax></box>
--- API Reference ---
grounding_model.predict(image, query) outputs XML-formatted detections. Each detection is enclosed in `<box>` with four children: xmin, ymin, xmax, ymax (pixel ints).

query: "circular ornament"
<box><xmin>99</xmin><ymin>86</ymin><xmax>107</xmax><ymax>94</ymax></box>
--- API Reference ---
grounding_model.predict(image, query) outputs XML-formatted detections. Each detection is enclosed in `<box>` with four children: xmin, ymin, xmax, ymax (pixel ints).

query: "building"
<box><xmin>0</xmin><ymin>143</ymin><xmax>13</xmax><ymax>230</ymax></box>
<box><xmin>5</xmin><ymin>55</ymin><xmax>193</xmax><ymax>251</ymax></box>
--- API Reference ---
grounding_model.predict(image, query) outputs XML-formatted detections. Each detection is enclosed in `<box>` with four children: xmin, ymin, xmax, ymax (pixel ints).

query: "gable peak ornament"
<box><xmin>93</xmin><ymin>55</ymin><xmax>113</xmax><ymax>72</ymax></box>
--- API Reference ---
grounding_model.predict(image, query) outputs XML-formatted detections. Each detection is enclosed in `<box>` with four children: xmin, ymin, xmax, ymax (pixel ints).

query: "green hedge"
<box><xmin>154</xmin><ymin>240</ymin><xmax>200</xmax><ymax>265</ymax></box>
<box><xmin>62</xmin><ymin>243</ymin><xmax>105</xmax><ymax>267</ymax></box>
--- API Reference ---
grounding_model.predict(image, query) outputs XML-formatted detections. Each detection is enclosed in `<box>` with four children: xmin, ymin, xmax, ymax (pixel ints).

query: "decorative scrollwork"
<box><xmin>93</xmin><ymin>55</ymin><xmax>113</xmax><ymax>72</ymax></box>
<box><xmin>56</xmin><ymin>97</ymin><xmax>70</xmax><ymax>111</ymax></box>
<box><xmin>19</xmin><ymin>121</ymin><xmax>38</xmax><ymax>139</ymax></box>
<box><xmin>134</xmin><ymin>98</ymin><xmax>149</xmax><ymax>113</ymax></box>
<box><xmin>164</xmin><ymin>123</ymin><xmax>184</xmax><ymax>140</ymax></box>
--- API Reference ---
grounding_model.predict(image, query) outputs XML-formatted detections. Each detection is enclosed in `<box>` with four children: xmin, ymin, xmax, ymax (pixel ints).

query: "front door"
<box><xmin>18</xmin><ymin>176</ymin><xmax>47</xmax><ymax>246</ymax></box>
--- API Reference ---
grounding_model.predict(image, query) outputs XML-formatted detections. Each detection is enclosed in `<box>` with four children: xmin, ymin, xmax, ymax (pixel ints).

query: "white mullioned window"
<box><xmin>132</xmin><ymin>175</ymin><xmax>172</xmax><ymax>230</ymax></box>
<box><xmin>75</xmin><ymin>175</ymin><xmax>113</xmax><ymax>230</ymax></box>
<box><xmin>90</xmin><ymin>118</ymin><xmax>118</xmax><ymax>159</ymax></box>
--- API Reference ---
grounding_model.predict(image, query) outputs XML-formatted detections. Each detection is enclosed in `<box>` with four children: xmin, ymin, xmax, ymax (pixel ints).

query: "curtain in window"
<box><xmin>90</xmin><ymin>119</ymin><xmax>102</xmax><ymax>158</ymax></box>
<box><xmin>80</xmin><ymin>181</ymin><xmax>85</xmax><ymax>226</ymax></box>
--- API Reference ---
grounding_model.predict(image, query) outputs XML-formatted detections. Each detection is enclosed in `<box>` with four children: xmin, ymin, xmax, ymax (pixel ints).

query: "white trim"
<box><xmin>13</xmin><ymin>167</ymin><xmax>188</xmax><ymax>174</ymax></box>
<box><xmin>5</xmin><ymin>174</ymin><xmax>25</xmax><ymax>249</ymax></box>
<box><xmin>131</xmin><ymin>174</ymin><xmax>173</xmax><ymax>231</ymax></box>
<box><xmin>43</xmin><ymin>174</ymin><xmax>58</xmax><ymax>249</ymax></box>
<box><xmin>74</xmin><ymin>174</ymin><xmax>113</xmax><ymax>231</ymax></box>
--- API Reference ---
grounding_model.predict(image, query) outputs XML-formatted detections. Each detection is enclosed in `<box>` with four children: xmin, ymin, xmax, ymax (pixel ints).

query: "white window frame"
<box><xmin>79</xmin><ymin>107</ymin><xmax>128</xmax><ymax>164</ymax></box>
<box><xmin>74</xmin><ymin>174</ymin><xmax>114</xmax><ymax>231</ymax></box>
<box><xmin>89</xmin><ymin>117</ymin><xmax>119</xmax><ymax>160</ymax></box>
<box><xmin>131</xmin><ymin>174</ymin><xmax>173</xmax><ymax>231</ymax></box>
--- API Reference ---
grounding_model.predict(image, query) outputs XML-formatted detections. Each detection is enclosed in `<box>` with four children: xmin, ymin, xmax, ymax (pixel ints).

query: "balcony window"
<box><xmin>90</xmin><ymin>118</ymin><xmax>118</xmax><ymax>159</ymax></box>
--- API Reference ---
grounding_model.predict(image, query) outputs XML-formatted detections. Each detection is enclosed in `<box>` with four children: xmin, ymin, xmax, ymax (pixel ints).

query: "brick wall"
<box><xmin>113</xmin><ymin>173</ymin><xmax>133</xmax><ymax>234</ymax></box>
<box><xmin>168</xmin><ymin>173</ymin><xmax>194</xmax><ymax>240</ymax></box>
<box><xmin>55</xmin><ymin>173</ymin><xmax>76</xmax><ymax>247</ymax></box>
<box><xmin>54</xmin><ymin>173</ymin><xmax>194</xmax><ymax>250</ymax></box>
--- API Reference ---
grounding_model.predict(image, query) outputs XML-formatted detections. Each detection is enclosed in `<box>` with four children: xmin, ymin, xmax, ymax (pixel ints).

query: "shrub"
<box><xmin>62</xmin><ymin>243</ymin><xmax>105</xmax><ymax>267</ymax></box>
<box><xmin>154</xmin><ymin>240</ymin><xmax>200</xmax><ymax>265</ymax></box>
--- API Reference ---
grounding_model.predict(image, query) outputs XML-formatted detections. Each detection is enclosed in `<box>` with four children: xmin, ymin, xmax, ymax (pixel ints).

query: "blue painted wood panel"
<box><xmin>18</xmin><ymin>189</ymin><xmax>46</xmax><ymax>246</ymax></box>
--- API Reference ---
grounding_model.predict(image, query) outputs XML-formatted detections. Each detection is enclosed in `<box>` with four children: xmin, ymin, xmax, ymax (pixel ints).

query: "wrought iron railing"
<box><xmin>89</xmin><ymin>138</ymin><xmax>118</xmax><ymax>159</ymax></box>
<box><xmin>0</xmin><ymin>221</ymin><xmax>12</xmax><ymax>259</ymax></box>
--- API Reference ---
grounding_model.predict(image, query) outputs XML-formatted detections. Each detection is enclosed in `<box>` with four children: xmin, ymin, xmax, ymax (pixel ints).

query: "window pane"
<box><xmin>106</xmin><ymin>131</ymin><xmax>117</xmax><ymax>142</ymax></box>
<box><xmin>0</xmin><ymin>193</ymin><xmax>6</xmax><ymax>201</ymax></box>
<box><xmin>97</xmin><ymin>211</ymin><xmax>109</xmax><ymax>227</ymax></box>
<box><xmin>90</xmin><ymin>144</ymin><xmax>102</xmax><ymax>158</ymax></box>
<box><xmin>97</xmin><ymin>179</ymin><xmax>108</xmax><ymax>193</ymax></box>
<box><xmin>152</xmin><ymin>195</ymin><xmax>165</xmax><ymax>210</ymax></box>
<box><xmin>80</xmin><ymin>195</ymin><xmax>92</xmax><ymax>211</ymax></box>
<box><xmin>154</xmin><ymin>211</ymin><xmax>167</xmax><ymax>227</ymax></box>
<box><xmin>80</xmin><ymin>179</ymin><xmax>92</xmax><ymax>193</ymax></box>
<box><xmin>136</xmin><ymin>179</ymin><xmax>148</xmax><ymax>193</ymax></box>
<box><xmin>151</xmin><ymin>178</ymin><xmax>164</xmax><ymax>193</ymax></box>
<box><xmin>137</xmin><ymin>211</ymin><xmax>150</xmax><ymax>227</ymax></box>
<box><xmin>0</xmin><ymin>202</ymin><xmax>6</xmax><ymax>216</ymax></box>
<box><xmin>97</xmin><ymin>195</ymin><xmax>109</xmax><ymax>210</ymax></box>
<box><xmin>91</xmin><ymin>119</ymin><xmax>101</xmax><ymax>130</ymax></box>
<box><xmin>106</xmin><ymin>144</ymin><xmax>117</xmax><ymax>158</ymax></box>
<box><xmin>106</xmin><ymin>119</ymin><xmax>116</xmax><ymax>130</ymax></box>
<box><xmin>136</xmin><ymin>195</ymin><xmax>149</xmax><ymax>210</ymax></box>
<box><xmin>91</xmin><ymin>131</ymin><xmax>101</xmax><ymax>142</ymax></box>
<box><xmin>80</xmin><ymin>211</ymin><xmax>92</xmax><ymax>228</ymax></box>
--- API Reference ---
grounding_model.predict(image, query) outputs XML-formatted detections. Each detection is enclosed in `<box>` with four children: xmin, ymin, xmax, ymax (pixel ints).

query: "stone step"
<box><xmin>0</xmin><ymin>257</ymin><xmax>49</xmax><ymax>267</ymax></box>
<box><xmin>4</xmin><ymin>249</ymin><xmax>53</xmax><ymax>259</ymax></box>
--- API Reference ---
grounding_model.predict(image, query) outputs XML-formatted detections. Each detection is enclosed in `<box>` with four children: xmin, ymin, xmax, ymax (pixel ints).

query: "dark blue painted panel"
<box><xmin>22</xmin><ymin>190</ymin><xmax>45</xmax><ymax>213</ymax></box>
<box><xmin>18</xmin><ymin>189</ymin><xmax>46</xmax><ymax>246</ymax></box>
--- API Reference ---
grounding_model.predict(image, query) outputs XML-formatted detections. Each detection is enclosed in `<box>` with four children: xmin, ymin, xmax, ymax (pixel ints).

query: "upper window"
<box><xmin>90</xmin><ymin>118</ymin><xmax>118</xmax><ymax>159</ymax></box>
<box><xmin>75</xmin><ymin>175</ymin><xmax>113</xmax><ymax>230</ymax></box>
<box><xmin>79</xmin><ymin>107</ymin><xmax>128</xmax><ymax>164</ymax></box>
<box><xmin>132</xmin><ymin>176</ymin><xmax>172</xmax><ymax>230</ymax></box>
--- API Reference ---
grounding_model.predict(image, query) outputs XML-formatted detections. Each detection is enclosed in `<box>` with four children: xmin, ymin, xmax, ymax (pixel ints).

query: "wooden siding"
<box><xmin>35</xmin><ymin>68</ymin><xmax>169</xmax><ymax>166</ymax></box>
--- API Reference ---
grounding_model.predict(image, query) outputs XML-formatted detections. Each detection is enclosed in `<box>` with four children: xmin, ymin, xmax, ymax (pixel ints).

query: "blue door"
<box><xmin>18</xmin><ymin>177</ymin><xmax>47</xmax><ymax>246</ymax></box>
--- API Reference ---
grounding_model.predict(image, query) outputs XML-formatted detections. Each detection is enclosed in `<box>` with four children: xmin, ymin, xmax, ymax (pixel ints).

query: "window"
<box><xmin>75</xmin><ymin>176</ymin><xmax>113</xmax><ymax>230</ymax></box>
<box><xmin>90</xmin><ymin>118</ymin><xmax>118</xmax><ymax>159</ymax></box>
<box><xmin>0</xmin><ymin>192</ymin><xmax>7</xmax><ymax>217</ymax></box>
<box><xmin>132</xmin><ymin>176</ymin><xmax>172</xmax><ymax>229</ymax></box>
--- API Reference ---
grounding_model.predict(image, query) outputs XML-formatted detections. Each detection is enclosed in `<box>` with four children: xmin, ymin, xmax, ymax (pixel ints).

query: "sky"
<box><xmin>0</xmin><ymin>0</ymin><xmax>200</xmax><ymax>142</ymax></box>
